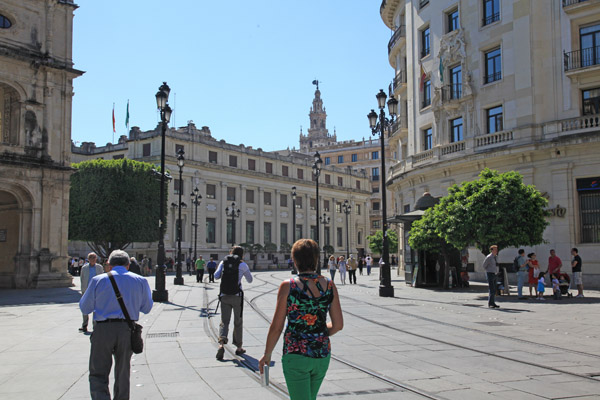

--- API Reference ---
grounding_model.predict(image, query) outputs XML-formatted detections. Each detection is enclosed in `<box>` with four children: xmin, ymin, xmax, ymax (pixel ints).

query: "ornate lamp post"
<box><xmin>368</xmin><ymin>89</ymin><xmax>398</xmax><ymax>298</ymax></box>
<box><xmin>225</xmin><ymin>202</ymin><xmax>240</xmax><ymax>248</ymax></box>
<box><xmin>153</xmin><ymin>82</ymin><xmax>172</xmax><ymax>302</ymax></box>
<box><xmin>190</xmin><ymin>187</ymin><xmax>202</xmax><ymax>275</ymax></box>
<box><xmin>292</xmin><ymin>186</ymin><xmax>297</xmax><ymax>243</ymax></box>
<box><xmin>174</xmin><ymin>148</ymin><xmax>185</xmax><ymax>285</ymax></box>
<box><xmin>320</xmin><ymin>212</ymin><xmax>330</xmax><ymax>271</ymax></box>
<box><xmin>312</xmin><ymin>152</ymin><xmax>323</xmax><ymax>274</ymax></box>
<box><xmin>342</xmin><ymin>199</ymin><xmax>351</xmax><ymax>259</ymax></box>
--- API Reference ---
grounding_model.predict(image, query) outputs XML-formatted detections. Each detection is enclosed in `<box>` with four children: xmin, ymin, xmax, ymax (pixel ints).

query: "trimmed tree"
<box><xmin>366</xmin><ymin>229</ymin><xmax>399</xmax><ymax>256</ymax></box>
<box><xmin>69</xmin><ymin>159</ymin><xmax>166</xmax><ymax>259</ymax></box>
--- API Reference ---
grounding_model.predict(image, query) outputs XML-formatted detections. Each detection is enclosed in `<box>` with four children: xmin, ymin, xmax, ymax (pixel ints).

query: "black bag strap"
<box><xmin>108</xmin><ymin>272</ymin><xmax>135</xmax><ymax>329</ymax></box>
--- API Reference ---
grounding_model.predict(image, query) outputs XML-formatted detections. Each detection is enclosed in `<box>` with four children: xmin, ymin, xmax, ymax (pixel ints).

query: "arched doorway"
<box><xmin>0</xmin><ymin>190</ymin><xmax>20</xmax><ymax>287</ymax></box>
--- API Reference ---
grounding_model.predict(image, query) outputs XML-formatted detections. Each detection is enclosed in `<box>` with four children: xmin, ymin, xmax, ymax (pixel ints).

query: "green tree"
<box><xmin>279</xmin><ymin>242</ymin><xmax>291</xmax><ymax>254</ymax></box>
<box><xmin>366</xmin><ymin>230</ymin><xmax>398</xmax><ymax>255</ymax></box>
<box><xmin>239</xmin><ymin>243</ymin><xmax>264</xmax><ymax>269</ymax></box>
<box><xmin>69</xmin><ymin>158</ymin><xmax>166</xmax><ymax>259</ymax></box>
<box><xmin>429</xmin><ymin>168</ymin><xmax>548</xmax><ymax>255</ymax></box>
<box><xmin>264</xmin><ymin>242</ymin><xmax>277</xmax><ymax>262</ymax></box>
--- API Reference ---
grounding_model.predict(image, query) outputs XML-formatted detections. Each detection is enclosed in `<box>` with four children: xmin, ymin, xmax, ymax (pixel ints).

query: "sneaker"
<box><xmin>235</xmin><ymin>348</ymin><xmax>246</xmax><ymax>356</ymax></box>
<box><xmin>539</xmin><ymin>297</ymin><xmax>545</xmax><ymax>301</ymax></box>
<box><xmin>575</xmin><ymin>294</ymin><xmax>584</xmax><ymax>298</ymax></box>
<box><xmin>216</xmin><ymin>347</ymin><xmax>225</xmax><ymax>360</ymax></box>
<box><xmin>78</xmin><ymin>327</ymin><xmax>87</xmax><ymax>332</ymax></box>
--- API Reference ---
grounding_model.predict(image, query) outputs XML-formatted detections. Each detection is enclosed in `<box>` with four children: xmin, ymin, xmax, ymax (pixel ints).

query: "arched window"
<box><xmin>0</xmin><ymin>15</ymin><xmax>12</xmax><ymax>29</ymax></box>
<box><xmin>0</xmin><ymin>84</ymin><xmax>20</xmax><ymax>145</ymax></box>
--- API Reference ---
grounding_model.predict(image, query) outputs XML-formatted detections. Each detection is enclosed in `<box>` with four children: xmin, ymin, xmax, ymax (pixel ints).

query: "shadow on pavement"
<box><xmin>0</xmin><ymin>286</ymin><xmax>81</xmax><ymax>307</ymax></box>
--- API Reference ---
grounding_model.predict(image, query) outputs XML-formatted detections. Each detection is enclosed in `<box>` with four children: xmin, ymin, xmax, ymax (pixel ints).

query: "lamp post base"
<box><xmin>174</xmin><ymin>276</ymin><xmax>184</xmax><ymax>285</ymax></box>
<box><xmin>379</xmin><ymin>285</ymin><xmax>394</xmax><ymax>298</ymax></box>
<box><xmin>152</xmin><ymin>289</ymin><xmax>169</xmax><ymax>302</ymax></box>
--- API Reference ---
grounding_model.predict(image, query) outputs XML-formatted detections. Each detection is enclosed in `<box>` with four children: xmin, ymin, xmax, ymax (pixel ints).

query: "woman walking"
<box><xmin>259</xmin><ymin>239</ymin><xmax>343</xmax><ymax>400</ymax></box>
<box><xmin>328</xmin><ymin>255</ymin><xmax>337</xmax><ymax>282</ymax></box>
<box><xmin>528</xmin><ymin>252</ymin><xmax>540</xmax><ymax>297</ymax></box>
<box><xmin>338</xmin><ymin>255</ymin><xmax>347</xmax><ymax>285</ymax></box>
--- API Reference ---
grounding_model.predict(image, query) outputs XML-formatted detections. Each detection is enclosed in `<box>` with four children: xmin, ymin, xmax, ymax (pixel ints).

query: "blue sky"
<box><xmin>72</xmin><ymin>1</ymin><xmax>393</xmax><ymax>151</ymax></box>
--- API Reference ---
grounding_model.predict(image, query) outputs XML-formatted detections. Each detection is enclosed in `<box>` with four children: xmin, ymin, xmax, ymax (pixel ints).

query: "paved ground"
<box><xmin>1</xmin><ymin>268</ymin><xmax>599</xmax><ymax>399</ymax></box>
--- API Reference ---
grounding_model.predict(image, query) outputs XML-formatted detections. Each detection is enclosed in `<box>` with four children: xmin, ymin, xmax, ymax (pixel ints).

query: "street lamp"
<box><xmin>368</xmin><ymin>89</ymin><xmax>398</xmax><ymax>298</ymax></box>
<box><xmin>320</xmin><ymin>213</ymin><xmax>330</xmax><ymax>272</ymax></box>
<box><xmin>342</xmin><ymin>199</ymin><xmax>351</xmax><ymax>259</ymax></box>
<box><xmin>312</xmin><ymin>152</ymin><xmax>323</xmax><ymax>274</ymax></box>
<box><xmin>292</xmin><ymin>186</ymin><xmax>297</xmax><ymax>243</ymax></box>
<box><xmin>153</xmin><ymin>82</ymin><xmax>173</xmax><ymax>302</ymax></box>
<box><xmin>225</xmin><ymin>202</ymin><xmax>241</xmax><ymax>248</ymax></box>
<box><xmin>190</xmin><ymin>187</ymin><xmax>202</xmax><ymax>275</ymax></box>
<box><xmin>174</xmin><ymin>148</ymin><xmax>185</xmax><ymax>285</ymax></box>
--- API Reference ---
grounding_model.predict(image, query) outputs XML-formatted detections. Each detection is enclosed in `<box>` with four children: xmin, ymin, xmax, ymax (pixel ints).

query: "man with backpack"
<box><xmin>215</xmin><ymin>246</ymin><xmax>253</xmax><ymax>360</ymax></box>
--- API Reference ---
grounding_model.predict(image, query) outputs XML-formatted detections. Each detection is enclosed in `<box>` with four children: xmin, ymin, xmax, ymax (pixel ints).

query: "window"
<box><xmin>206</xmin><ymin>218</ymin><xmax>216</xmax><ymax>243</ymax></box>
<box><xmin>206</xmin><ymin>184</ymin><xmax>216</xmax><ymax>199</ymax></box>
<box><xmin>324</xmin><ymin>227</ymin><xmax>330</xmax><ymax>246</ymax></box>
<box><xmin>358</xmin><ymin>230</ymin><xmax>362</xmax><ymax>245</ymax></box>
<box><xmin>280</xmin><ymin>223</ymin><xmax>288</xmax><ymax>245</ymax></box>
<box><xmin>209</xmin><ymin>151</ymin><xmax>218</xmax><ymax>164</ymax></box>
<box><xmin>356</xmin><ymin>180</ymin><xmax>361</xmax><ymax>190</ymax></box>
<box><xmin>0</xmin><ymin>85</ymin><xmax>19</xmax><ymax>145</ymax></box>
<box><xmin>422</xmin><ymin>78</ymin><xmax>431</xmax><ymax>108</ymax></box>
<box><xmin>373</xmin><ymin>220</ymin><xmax>381</xmax><ymax>228</ymax></box>
<box><xmin>143</xmin><ymin>143</ymin><xmax>151</xmax><ymax>157</ymax></box>
<box><xmin>419</xmin><ymin>0</ymin><xmax>429</xmax><ymax>8</ymax></box>
<box><xmin>336</xmin><ymin>202</ymin><xmax>342</xmax><ymax>213</ymax></box>
<box><xmin>373</xmin><ymin>186</ymin><xmax>380</xmax><ymax>193</ymax></box>
<box><xmin>451</xmin><ymin>117</ymin><xmax>463</xmax><ymax>142</ymax></box>
<box><xmin>486</xmin><ymin>106</ymin><xmax>503</xmax><ymax>133</ymax></box>
<box><xmin>373</xmin><ymin>201</ymin><xmax>380</xmax><ymax>211</ymax></box>
<box><xmin>266</xmin><ymin>162</ymin><xmax>273</xmax><ymax>174</ymax></box>
<box><xmin>577</xmin><ymin>177</ymin><xmax>600</xmax><ymax>243</ymax></box>
<box><xmin>0</xmin><ymin>15</ymin><xmax>12</xmax><ymax>29</ymax></box>
<box><xmin>337</xmin><ymin>155</ymin><xmax>344</xmax><ymax>164</ymax></box>
<box><xmin>447</xmin><ymin>9</ymin><xmax>459</xmax><ymax>32</ymax></box>
<box><xmin>297</xmin><ymin>169</ymin><xmax>304</xmax><ymax>180</ymax></box>
<box><xmin>583</xmin><ymin>88</ymin><xmax>600</xmax><ymax>115</ymax></box>
<box><xmin>296</xmin><ymin>225</ymin><xmax>303</xmax><ymax>240</ymax></box>
<box><xmin>450</xmin><ymin>65</ymin><xmax>462</xmax><ymax>99</ymax></box>
<box><xmin>246</xmin><ymin>189</ymin><xmax>254</xmax><ymax>203</ymax></box>
<box><xmin>337</xmin><ymin>227</ymin><xmax>343</xmax><ymax>247</ymax></box>
<box><xmin>372</xmin><ymin>167</ymin><xmax>380</xmax><ymax>181</ymax></box>
<box><xmin>351</xmin><ymin>153</ymin><xmax>358</xmax><ymax>162</ymax></box>
<box><xmin>175</xmin><ymin>144</ymin><xmax>184</xmax><ymax>154</ymax></box>
<box><xmin>324</xmin><ymin>200</ymin><xmax>330</xmax><ymax>212</ymax></box>
<box><xmin>404</xmin><ymin>204</ymin><xmax>411</xmax><ymax>213</ymax></box>
<box><xmin>484</xmin><ymin>47</ymin><xmax>502</xmax><ymax>83</ymax></box>
<box><xmin>229</xmin><ymin>155</ymin><xmax>237</xmax><ymax>167</ymax></box>
<box><xmin>483</xmin><ymin>0</ymin><xmax>500</xmax><ymax>26</ymax></box>
<box><xmin>372</xmin><ymin>151</ymin><xmax>379</xmax><ymax>160</ymax></box>
<box><xmin>264</xmin><ymin>191</ymin><xmax>272</xmax><ymax>205</ymax></box>
<box><xmin>282</xmin><ymin>165</ymin><xmax>289</xmax><ymax>177</ymax></box>
<box><xmin>356</xmin><ymin>204</ymin><xmax>361</xmax><ymax>215</ymax></box>
<box><xmin>280</xmin><ymin>193</ymin><xmax>288</xmax><ymax>207</ymax></box>
<box><xmin>310</xmin><ymin>197</ymin><xmax>316</xmax><ymax>210</ymax></box>
<box><xmin>423</xmin><ymin>127</ymin><xmax>433</xmax><ymax>150</ymax></box>
<box><xmin>421</xmin><ymin>27</ymin><xmax>430</xmax><ymax>58</ymax></box>
<box><xmin>246</xmin><ymin>221</ymin><xmax>255</xmax><ymax>244</ymax></box>
<box><xmin>112</xmin><ymin>154</ymin><xmax>124</xmax><ymax>160</ymax></box>
<box><xmin>248</xmin><ymin>158</ymin><xmax>256</xmax><ymax>170</ymax></box>
<box><xmin>227</xmin><ymin>187</ymin><xmax>236</xmax><ymax>201</ymax></box>
<box><xmin>325</xmin><ymin>174</ymin><xmax>331</xmax><ymax>184</ymax></box>
<box><xmin>227</xmin><ymin>220</ymin><xmax>234</xmax><ymax>245</ymax></box>
<box><xmin>296</xmin><ymin>197</ymin><xmax>303</xmax><ymax>209</ymax></box>
<box><xmin>174</xmin><ymin>179</ymin><xmax>184</xmax><ymax>195</ymax></box>
<box><xmin>264</xmin><ymin>222</ymin><xmax>272</xmax><ymax>244</ymax></box>
<box><xmin>580</xmin><ymin>24</ymin><xmax>600</xmax><ymax>68</ymax></box>
<box><xmin>338</xmin><ymin>177</ymin><xmax>343</xmax><ymax>187</ymax></box>
<box><xmin>325</xmin><ymin>157</ymin><xmax>331</xmax><ymax>165</ymax></box>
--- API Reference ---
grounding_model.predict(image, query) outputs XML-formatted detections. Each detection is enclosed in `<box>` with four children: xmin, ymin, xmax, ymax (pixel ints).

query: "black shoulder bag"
<box><xmin>108</xmin><ymin>272</ymin><xmax>144</xmax><ymax>354</ymax></box>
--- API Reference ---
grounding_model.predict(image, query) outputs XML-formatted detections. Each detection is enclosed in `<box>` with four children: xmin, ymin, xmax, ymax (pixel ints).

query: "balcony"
<box><xmin>389</xmin><ymin>115</ymin><xmax>408</xmax><ymax>138</ymax></box>
<box><xmin>564</xmin><ymin>47</ymin><xmax>600</xmax><ymax>75</ymax></box>
<box><xmin>562</xmin><ymin>0</ymin><xmax>598</xmax><ymax>12</ymax></box>
<box><xmin>388</xmin><ymin>25</ymin><xmax>406</xmax><ymax>55</ymax></box>
<box><xmin>583</xmin><ymin>97</ymin><xmax>600</xmax><ymax>115</ymax></box>
<box><xmin>380</xmin><ymin>0</ymin><xmax>405</xmax><ymax>30</ymax></box>
<box><xmin>441</xmin><ymin>84</ymin><xmax>462</xmax><ymax>103</ymax></box>
<box><xmin>563</xmin><ymin>0</ymin><xmax>589</xmax><ymax>5</ymax></box>
<box><xmin>390</xmin><ymin>70</ymin><xmax>407</xmax><ymax>95</ymax></box>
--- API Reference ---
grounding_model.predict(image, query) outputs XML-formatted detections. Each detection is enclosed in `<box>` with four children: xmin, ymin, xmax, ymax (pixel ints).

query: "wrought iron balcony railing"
<box><xmin>563</xmin><ymin>0</ymin><xmax>590</xmax><ymax>6</ymax></box>
<box><xmin>564</xmin><ymin>46</ymin><xmax>600</xmax><ymax>71</ymax></box>
<box><xmin>388</xmin><ymin>25</ymin><xmax>406</xmax><ymax>54</ymax></box>
<box><xmin>483</xmin><ymin>12</ymin><xmax>500</xmax><ymax>26</ymax></box>
<box><xmin>441</xmin><ymin>84</ymin><xmax>462</xmax><ymax>102</ymax></box>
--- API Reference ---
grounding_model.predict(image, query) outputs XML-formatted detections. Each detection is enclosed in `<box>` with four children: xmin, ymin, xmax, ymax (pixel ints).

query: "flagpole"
<box><xmin>112</xmin><ymin>102</ymin><xmax>115</xmax><ymax>143</ymax></box>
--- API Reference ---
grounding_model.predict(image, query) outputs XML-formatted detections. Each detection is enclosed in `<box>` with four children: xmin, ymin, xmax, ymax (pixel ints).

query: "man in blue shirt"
<box><xmin>80</xmin><ymin>250</ymin><xmax>153</xmax><ymax>400</ymax></box>
<box><xmin>207</xmin><ymin>256</ymin><xmax>217</xmax><ymax>283</ymax></box>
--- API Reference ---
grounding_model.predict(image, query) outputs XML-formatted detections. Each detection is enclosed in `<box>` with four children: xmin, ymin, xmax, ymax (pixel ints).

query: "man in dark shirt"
<box><xmin>571</xmin><ymin>248</ymin><xmax>584</xmax><ymax>298</ymax></box>
<box><xmin>207</xmin><ymin>257</ymin><xmax>217</xmax><ymax>283</ymax></box>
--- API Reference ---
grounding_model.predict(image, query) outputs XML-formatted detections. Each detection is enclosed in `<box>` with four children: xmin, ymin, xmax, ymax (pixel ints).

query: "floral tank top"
<box><xmin>283</xmin><ymin>274</ymin><xmax>334</xmax><ymax>358</ymax></box>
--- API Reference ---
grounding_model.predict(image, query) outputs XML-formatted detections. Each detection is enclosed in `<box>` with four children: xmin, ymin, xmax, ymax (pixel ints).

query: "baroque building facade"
<box><xmin>0</xmin><ymin>0</ymin><xmax>80</xmax><ymax>288</ymax></box>
<box><xmin>71</xmin><ymin>122</ymin><xmax>371</xmax><ymax>265</ymax></box>
<box><xmin>381</xmin><ymin>0</ymin><xmax>600</xmax><ymax>285</ymax></box>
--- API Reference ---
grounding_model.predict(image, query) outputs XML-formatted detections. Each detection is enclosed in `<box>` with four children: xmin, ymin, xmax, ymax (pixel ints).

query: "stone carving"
<box><xmin>297</xmin><ymin>213</ymin><xmax>304</xmax><ymax>219</ymax></box>
<box><xmin>281</xmin><ymin>211</ymin><xmax>289</xmax><ymax>218</ymax></box>
<box><xmin>439</xmin><ymin>29</ymin><xmax>466</xmax><ymax>65</ymax></box>
<box><xmin>247</xmin><ymin>208</ymin><xmax>255</xmax><ymax>215</ymax></box>
<box><xmin>264</xmin><ymin>210</ymin><xmax>272</xmax><ymax>217</ymax></box>
<box><xmin>206</xmin><ymin>204</ymin><xmax>217</xmax><ymax>211</ymax></box>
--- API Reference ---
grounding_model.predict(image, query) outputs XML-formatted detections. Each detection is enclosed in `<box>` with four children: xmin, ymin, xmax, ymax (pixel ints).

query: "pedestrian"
<box><xmin>365</xmin><ymin>254</ymin><xmax>373</xmax><ymax>275</ymax></box>
<box><xmin>391</xmin><ymin>255</ymin><xmax>397</xmax><ymax>267</ymax></box>
<box><xmin>338</xmin><ymin>255</ymin><xmax>347</xmax><ymax>285</ymax></box>
<box><xmin>537</xmin><ymin>272</ymin><xmax>546</xmax><ymax>300</ymax></box>
<box><xmin>551</xmin><ymin>273</ymin><xmax>562</xmax><ymax>300</ymax></box>
<box><xmin>547</xmin><ymin>249</ymin><xmax>562</xmax><ymax>277</ymax></box>
<box><xmin>79</xmin><ymin>250</ymin><xmax>153</xmax><ymax>400</ymax></box>
<box><xmin>195</xmin><ymin>255</ymin><xmax>206</xmax><ymax>283</ymax></box>
<box><xmin>347</xmin><ymin>254</ymin><xmax>357</xmax><ymax>284</ymax></box>
<box><xmin>259</xmin><ymin>239</ymin><xmax>343</xmax><ymax>400</ymax></box>
<box><xmin>79</xmin><ymin>252</ymin><xmax>104</xmax><ymax>333</ymax></box>
<box><xmin>358</xmin><ymin>256</ymin><xmax>364</xmax><ymax>275</ymax></box>
<box><xmin>571</xmin><ymin>248</ymin><xmax>584</xmax><ymax>298</ymax></box>
<box><xmin>215</xmin><ymin>246</ymin><xmax>253</xmax><ymax>360</ymax></box>
<box><xmin>128</xmin><ymin>257</ymin><xmax>142</xmax><ymax>275</ymax></box>
<box><xmin>515</xmin><ymin>249</ymin><xmax>528</xmax><ymax>299</ymax></box>
<box><xmin>141</xmin><ymin>256</ymin><xmax>150</xmax><ymax>277</ymax></box>
<box><xmin>207</xmin><ymin>256</ymin><xmax>217</xmax><ymax>283</ymax></box>
<box><xmin>78</xmin><ymin>258</ymin><xmax>84</xmax><ymax>275</ymax></box>
<box><xmin>328</xmin><ymin>255</ymin><xmax>337</xmax><ymax>282</ymax></box>
<box><xmin>527</xmin><ymin>253</ymin><xmax>539</xmax><ymax>297</ymax></box>
<box><xmin>482</xmin><ymin>245</ymin><xmax>500</xmax><ymax>308</ymax></box>
<box><xmin>186</xmin><ymin>256</ymin><xmax>192</xmax><ymax>276</ymax></box>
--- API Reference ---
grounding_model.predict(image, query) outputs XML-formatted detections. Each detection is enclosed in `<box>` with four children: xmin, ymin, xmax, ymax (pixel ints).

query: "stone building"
<box><xmin>0</xmin><ymin>0</ymin><xmax>81</xmax><ymax>288</ymax></box>
<box><xmin>71</xmin><ymin>121</ymin><xmax>371</xmax><ymax>265</ymax></box>
<box><xmin>381</xmin><ymin>0</ymin><xmax>600</xmax><ymax>285</ymax></box>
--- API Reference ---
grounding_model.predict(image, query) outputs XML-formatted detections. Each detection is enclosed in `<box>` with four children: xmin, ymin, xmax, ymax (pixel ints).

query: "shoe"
<box><xmin>78</xmin><ymin>327</ymin><xmax>87</xmax><ymax>332</ymax></box>
<box><xmin>575</xmin><ymin>294</ymin><xmax>584</xmax><ymax>298</ymax></box>
<box><xmin>216</xmin><ymin>347</ymin><xmax>224</xmax><ymax>360</ymax></box>
<box><xmin>235</xmin><ymin>348</ymin><xmax>246</xmax><ymax>356</ymax></box>
<box><xmin>540</xmin><ymin>297</ymin><xmax>545</xmax><ymax>301</ymax></box>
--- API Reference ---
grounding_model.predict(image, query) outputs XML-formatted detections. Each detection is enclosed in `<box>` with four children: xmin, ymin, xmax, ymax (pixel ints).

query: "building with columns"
<box><xmin>0</xmin><ymin>0</ymin><xmax>81</xmax><ymax>288</ymax></box>
<box><xmin>71</xmin><ymin>122</ymin><xmax>371</xmax><ymax>265</ymax></box>
<box><xmin>380</xmin><ymin>0</ymin><xmax>600</xmax><ymax>284</ymax></box>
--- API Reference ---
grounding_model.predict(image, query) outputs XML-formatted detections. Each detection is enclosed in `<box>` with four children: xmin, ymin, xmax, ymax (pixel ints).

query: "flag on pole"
<box><xmin>439</xmin><ymin>56</ymin><xmax>444</xmax><ymax>84</ymax></box>
<box><xmin>419</xmin><ymin>63</ymin><xmax>426</xmax><ymax>91</ymax></box>
<box><xmin>112</xmin><ymin>103</ymin><xmax>116</xmax><ymax>133</ymax></box>
<box><xmin>125</xmin><ymin>100</ymin><xmax>130</xmax><ymax>129</ymax></box>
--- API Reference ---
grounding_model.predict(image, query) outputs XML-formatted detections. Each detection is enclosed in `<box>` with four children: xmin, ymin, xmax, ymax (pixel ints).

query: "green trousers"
<box><xmin>282</xmin><ymin>354</ymin><xmax>331</xmax><ymax>400</ymax></box>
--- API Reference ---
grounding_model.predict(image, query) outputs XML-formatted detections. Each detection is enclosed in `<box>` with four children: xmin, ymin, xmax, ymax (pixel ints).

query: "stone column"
<box><xmin>258</xmin><ymin>188</ymin><xmax>265</xmax><ymax>244</ymax></box>
<box><xmin>275</xmin><ymin>189</ymin><xmax>281</xmax><ymax>249</ymax></box>
<box><xmin>220</xmin><ymin>182</ymin><xmax>228</xmax><ymax>249</ymax></box>
<box><xmin>240</xmin><ymin>184</ymin><xmax>247</xmax><ymax>243</ymax></box>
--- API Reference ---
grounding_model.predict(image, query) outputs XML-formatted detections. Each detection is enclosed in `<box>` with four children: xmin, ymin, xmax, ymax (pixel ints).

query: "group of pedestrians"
<box><xmin>327</xmin><ymin>254</ymin><xmax>373</xmax><ymax>284</ymax></box>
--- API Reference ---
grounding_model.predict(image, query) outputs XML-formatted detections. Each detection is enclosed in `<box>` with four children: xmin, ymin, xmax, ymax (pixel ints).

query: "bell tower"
<box><xmin>299</xmin><ymin>80</ymin><xmax>337</xmax><ymax>152</ymax></box>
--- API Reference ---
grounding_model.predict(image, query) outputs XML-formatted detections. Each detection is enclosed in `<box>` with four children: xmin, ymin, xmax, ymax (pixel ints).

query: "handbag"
<box><xmin>108</xmin><ymin>272</ymin><xmax>144</xmax><ymax>354</ymax></box>
<box><xmin>533</xmin><ymin>267</ymin><xmax>540</xmax><ymax>278</ymax></box>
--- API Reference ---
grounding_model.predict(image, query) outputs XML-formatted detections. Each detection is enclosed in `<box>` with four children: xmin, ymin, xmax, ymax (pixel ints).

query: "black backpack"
<box><xmin>513</xmin><ymin>256</ymin><xmax>520</xmax><ymax>271</ymax></box>
<box><xmin>219</xmin><ymin>255</ymin><xmax>241</xmax><ymax>296</ymax></box>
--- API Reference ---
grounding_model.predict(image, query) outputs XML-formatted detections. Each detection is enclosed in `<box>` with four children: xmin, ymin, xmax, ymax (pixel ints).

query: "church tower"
<box><xmin>299</xmin><ymin>81</ymin><xmax>336</xmax><ymax>153</ymax></box>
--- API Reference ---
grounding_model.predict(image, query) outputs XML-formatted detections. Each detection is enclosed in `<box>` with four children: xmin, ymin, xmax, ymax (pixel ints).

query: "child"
<box><xmin>537</xmin><ymin>272</ymin><xmax>546</xmax><ymax>300</ymax></box>
<box><xmin>552</xmin><ymin>273</ymin><xmax>562</xmax><ymax>300</ymax></box>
